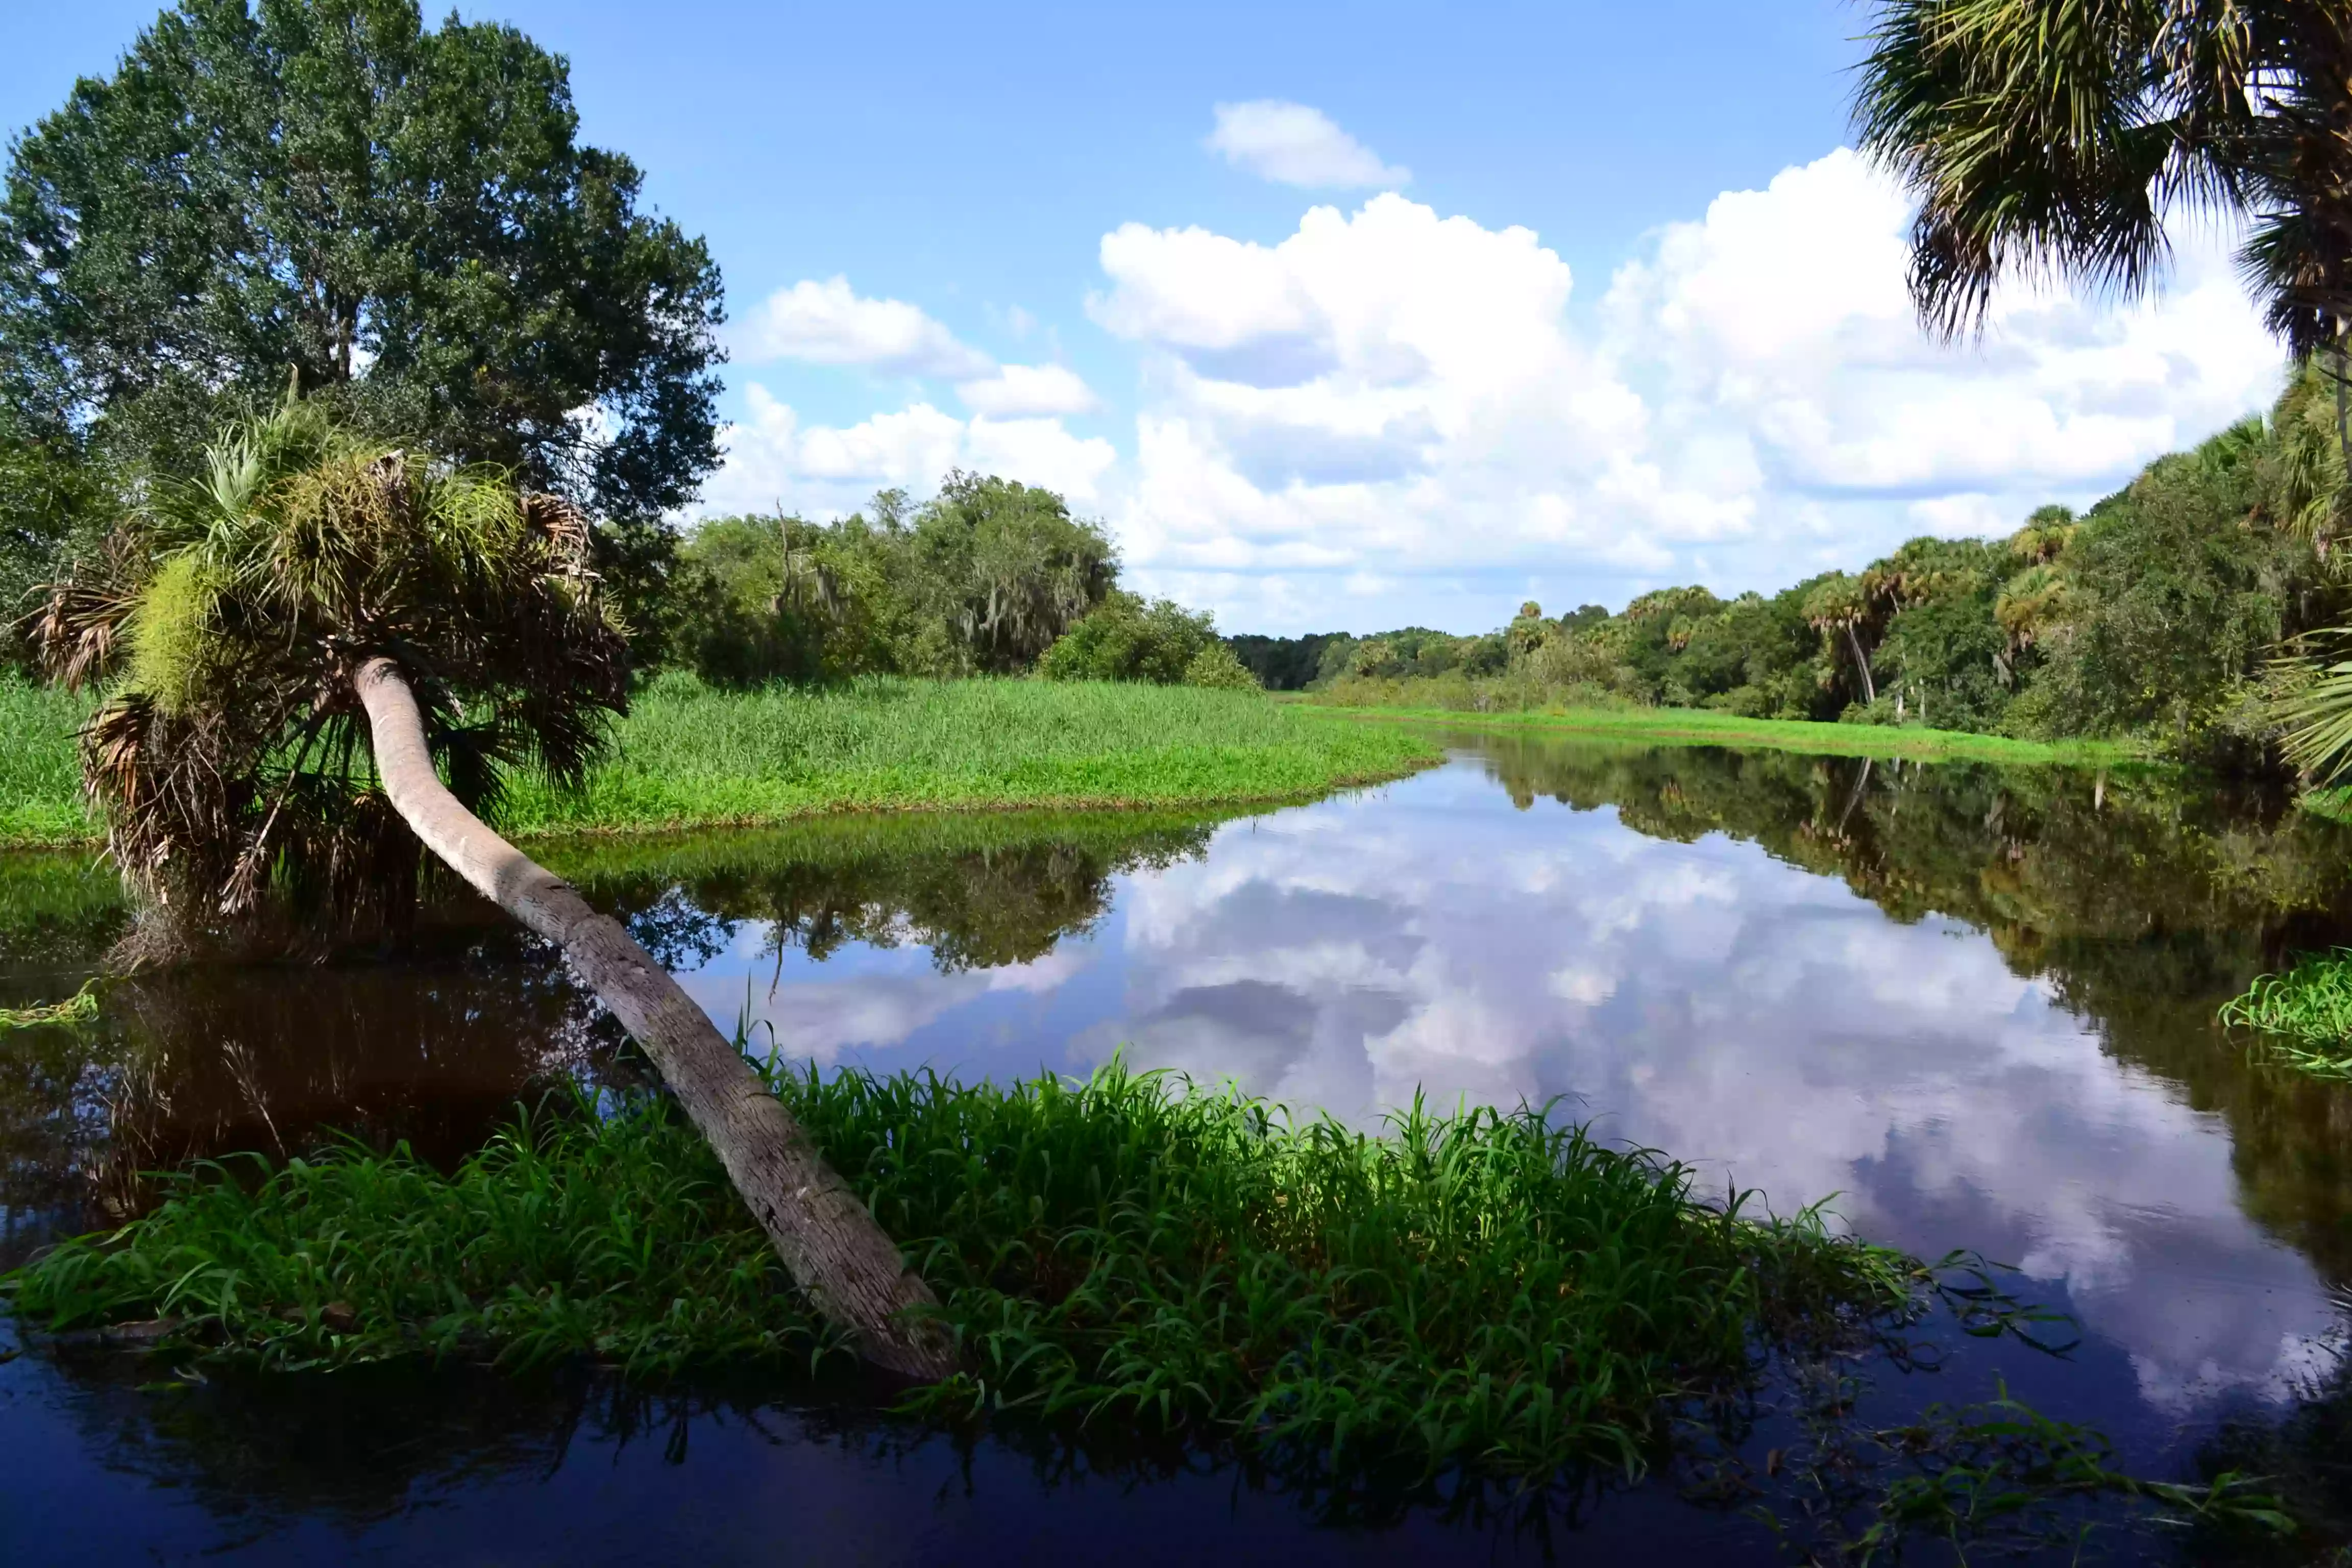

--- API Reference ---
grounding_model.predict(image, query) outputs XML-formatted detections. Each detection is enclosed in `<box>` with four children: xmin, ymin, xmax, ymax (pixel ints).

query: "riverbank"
<box><xmin>1306</xmin><ymin>698</ymin><xmax>2150</xmax><ymax>767</ymax></box>
<box><xmin>0</xmin><ymin>674</ymin><xmax>1441</xmax><ymax>848</ymax></box>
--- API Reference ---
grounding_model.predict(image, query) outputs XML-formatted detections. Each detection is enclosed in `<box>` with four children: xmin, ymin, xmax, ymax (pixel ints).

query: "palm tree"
<box><xmin>36</xmin><ymin>398</ymin><xmax>953</xmax><ymax>1378</ymax></box>
<box><xmin>1855</xmin><ymin>2</ymin><xmax>2352</xmax><ymax>356</ymax></box>
<box><xmin>1802</xmin><ymin>575</ymin><xmax>1880</xmax><ymax>704</ymax></box>
<box><xmin>1854</xmin><ymin>0</ymin><xmax>2352</xmax><ymax>774</ymax></box>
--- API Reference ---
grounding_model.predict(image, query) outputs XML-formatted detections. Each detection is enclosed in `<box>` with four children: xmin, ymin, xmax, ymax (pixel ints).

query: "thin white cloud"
<box><xmin>1205</xmin><ymin>100</ymin><xmax>1409</xmax><ymax>190</ymax></box>
<box><xmin>735</xmin><ymin>275</ymin><xmax>994</xmax><ymax>378</ymax></box>
<box><xmin>956</xmin><ymin>362</ymin><xmax>1100</xmax><ymax>417</ymax></box>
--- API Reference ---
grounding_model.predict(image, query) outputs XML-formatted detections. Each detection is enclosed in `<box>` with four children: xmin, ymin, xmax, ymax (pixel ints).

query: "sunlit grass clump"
<box><xmin>2221</xmin><ymin>950</ymin><xmax>2352</xmax><ymax>1075</ymax></box>
<box><xmin>8</xmin><ymin>1063</ymin><xmax>1910</xmax><ymax>1479</ymax></box>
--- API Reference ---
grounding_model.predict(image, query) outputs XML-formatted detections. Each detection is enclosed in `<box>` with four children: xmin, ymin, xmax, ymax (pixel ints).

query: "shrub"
<box><xmin>672</xmin><ymin>475</ymin><xmax>1118</xmax><ymax>687</ymax></box>
<box><xmin>1041</xmin><ymin>592</ymin><xmax>1222</xmax><ymax>684</ymax></box>
<box><xmin>1181</xmin><ymin>640</ymin><xmax>1261</xmax><ymax>690</ymax></box>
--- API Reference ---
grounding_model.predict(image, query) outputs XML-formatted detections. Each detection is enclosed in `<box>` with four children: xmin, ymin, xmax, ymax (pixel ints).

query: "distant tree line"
<box><xmin>1259</xmin><ymin>365</ymin><xmax>2352</xmax><ymax>770</ymax></box>
<box><xmin>661</xmin><ymin>477</ymin><xmax>1256</xmax><ymax>691</ymax></box>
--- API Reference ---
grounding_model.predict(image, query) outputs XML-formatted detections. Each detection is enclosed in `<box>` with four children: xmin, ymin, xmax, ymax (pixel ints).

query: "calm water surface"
<box><xmin>8</xmin><ymin>732</ymin><xmax>2352</xmax><ymax>1563</ymax></box>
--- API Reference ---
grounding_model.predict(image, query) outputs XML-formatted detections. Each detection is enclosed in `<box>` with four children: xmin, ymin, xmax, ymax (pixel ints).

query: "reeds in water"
<box><xmin>2221</xmin><ymin>949</ymin><xmax>2352</xmax><ymax>1074</ymax></box>
<box><xmin>8</xmin><ymin>1062</ymin><xmax>1913</xmax><ymax>1482</ymax></box>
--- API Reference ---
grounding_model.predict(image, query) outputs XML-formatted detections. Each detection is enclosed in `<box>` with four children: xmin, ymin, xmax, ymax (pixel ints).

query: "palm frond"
<box><xmin>2281</xmin><ymin>654</ymin><xmax>2352</xmax><ymax>781</ymax></box>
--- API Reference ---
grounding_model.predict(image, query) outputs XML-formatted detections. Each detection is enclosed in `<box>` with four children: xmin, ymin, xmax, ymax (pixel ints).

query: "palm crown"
<box><xmin>37</xmin><ymin>396</ymin><xmax>629</xmax><ymax>927</ymax></box>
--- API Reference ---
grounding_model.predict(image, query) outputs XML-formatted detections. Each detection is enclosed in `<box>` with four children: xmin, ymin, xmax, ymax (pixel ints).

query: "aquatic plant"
<box><xmin>7</xmin><ymin>1062</ymin><xmax>1916</xmax><ymax>1481</ymax></box>
<box><xmin>2221</xmin><ymin>949</ymin><xmax>2352</xmax><ymax>1074</ymax></box>
<box><xmin>0</xmin><ymin>977</ymin><xmax>100</xmax><ymax>1032</ymax></box>
<box><xmin>1744</xmin><ymin>1382</ymin><xmax>2290</xmax><ymax>1561</ymax></box>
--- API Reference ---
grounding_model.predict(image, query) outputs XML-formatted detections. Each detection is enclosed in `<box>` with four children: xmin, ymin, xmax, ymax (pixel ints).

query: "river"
<box><xmin>6</xmin><ymin>731</ymin><xmax>2350</xmax><ymax>1563</ymax></box>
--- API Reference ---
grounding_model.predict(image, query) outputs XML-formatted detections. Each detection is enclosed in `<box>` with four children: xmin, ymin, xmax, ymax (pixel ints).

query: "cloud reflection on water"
<box><xmin>684</xmin><ymin>756</ymin><xmax>2341</xmax><ymax>1418</ymax></box>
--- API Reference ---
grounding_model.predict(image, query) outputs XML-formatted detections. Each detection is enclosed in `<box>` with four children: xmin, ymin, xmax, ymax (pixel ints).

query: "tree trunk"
<box><xmin>1845</xmin><ymin>623</ymin><xmax>1877</xmax><ymax>704</ymax></box>
<box><xmin>353</xmin><ymin>657</ymin><xmax>954</xmax><ymax>1380</ymax></box>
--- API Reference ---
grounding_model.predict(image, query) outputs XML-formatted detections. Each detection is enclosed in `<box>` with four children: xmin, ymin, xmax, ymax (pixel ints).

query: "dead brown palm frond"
<box><xmin>37</xmin><ymin>395</ymin><xmax>629</xmax><ymax>939</ymax></box>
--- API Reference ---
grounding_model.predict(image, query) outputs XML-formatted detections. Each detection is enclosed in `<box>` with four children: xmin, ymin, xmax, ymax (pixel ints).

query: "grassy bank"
<box><xmin>8</xmin><ymin>1063</ymin><xmax>1912</xmax><ymax>1479</ymax></box>
<box><xmin>1309</xmin><ymin>697</ymin><xmax>2148</xmax><ymax>767</ymax></box>
<box><xmin>0</xmin><ymin>674</ymin><xmax>1440</xmax><ymax>848</ymax></box>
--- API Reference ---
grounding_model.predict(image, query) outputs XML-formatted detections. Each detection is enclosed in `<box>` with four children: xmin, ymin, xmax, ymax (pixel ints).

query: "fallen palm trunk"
<box><xmin>354</xmin><ymin>656</ymin><xmax>953</xmax><ymax>1379</ymax></box>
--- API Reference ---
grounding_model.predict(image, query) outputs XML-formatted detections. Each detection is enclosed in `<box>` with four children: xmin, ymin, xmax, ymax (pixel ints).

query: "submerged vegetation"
<box><xmin>8</xmin><ymin>1062</ymin><xmax>1916</xmax><ymax>1480</ymax></box>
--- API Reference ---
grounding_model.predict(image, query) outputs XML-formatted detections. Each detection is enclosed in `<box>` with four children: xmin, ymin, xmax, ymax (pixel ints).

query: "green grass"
<box><xmin>1309</xmin><ymin>699</ymin><xmax>2148</xmax><ymax>767</ymax></box>
<box><xmin>2221</xmin><ymin>950</ymin><xmax>2352</xmax><ymax>1076</ymax></box>
<box><xmin>0</xmin><ymin>676</ymin><xmax>97</xmax><ymax>845</ymax></box>
<box><xmin>7</xmin><ymin>1061</ymin><xmax>1915</xmax><ymax>1481</ymax></box>
<box><xmin>0</xmin><ymin>673</ymin><xmax>1440</xmax><ymax>848</ymax></box>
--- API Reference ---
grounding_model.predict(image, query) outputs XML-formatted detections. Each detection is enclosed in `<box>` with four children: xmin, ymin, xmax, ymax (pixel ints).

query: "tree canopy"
<box><xmin>1253</xmin><ymin>370</ymin><xmax>2352</xmax><ymax>766</ymax></box>
<box><xmin>671</xmin><ymin>476</ymin><xmax>1120</xmax><ymax>685</ymax></box>
<box><xmin>0</xmin><ymin>0</ymin><xmax>724</xmax><ymax>521</ymax></box>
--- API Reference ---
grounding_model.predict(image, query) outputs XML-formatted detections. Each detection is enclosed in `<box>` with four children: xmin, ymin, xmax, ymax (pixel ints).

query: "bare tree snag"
<box><xmin>354</xmin><ymin>657</ymin><xmax>954</xmax><ymax>1379</ymax></box>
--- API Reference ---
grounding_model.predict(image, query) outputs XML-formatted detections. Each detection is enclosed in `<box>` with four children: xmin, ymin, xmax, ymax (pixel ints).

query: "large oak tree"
<box><xmin>0</xmin><ymin>0</ymin><xmax>723</xmax><ymax>537</ymax></box>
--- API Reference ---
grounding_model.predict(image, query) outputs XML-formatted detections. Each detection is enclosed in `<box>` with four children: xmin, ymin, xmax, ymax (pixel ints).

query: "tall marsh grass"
<box><xmin>8</xmin><ymin>1063</ymin><xmax>1911</xmax><ymax>1480</ymax></box>
<box><xmin>498</xmin><ymin>673</ymin><xmax>1437</xmax><ymax>832</ymax></box>
<box><xmin>0</xmin><ymin>675</ymin><xmax>95</xmax><ymax>844</ymax></box>
<box><xmin>0</xmin><ymin>672</ymin><xmax>1437</xmax><ymax>846</ymax></box>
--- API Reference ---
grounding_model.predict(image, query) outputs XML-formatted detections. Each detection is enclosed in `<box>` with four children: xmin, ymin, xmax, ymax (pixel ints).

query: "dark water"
<box><xmin>9</xmin><ymin>733</ymin><xmax>2352</xmax><ymax>1563</ymax></box>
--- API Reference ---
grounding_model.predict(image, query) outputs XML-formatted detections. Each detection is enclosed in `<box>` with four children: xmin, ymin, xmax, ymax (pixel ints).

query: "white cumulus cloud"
<box><xmin>735</xmin><ymin>275</ymin><xmax>994</xmax><ymax>379</ymax></box>
<box><xmin>1205</xmin><ymin>100</ymin><xmax>1409</xmax><ymax>190</ymax></box>
<box><xmin>701</xmin><ymin>383</ymin><xmax>1117</xmax><ymax>518</ymax></box>
<box><xmin>1601</xmin><ymin>148</ymin><xmax>2278</xmax><ymax>507</ymax></box>
<box><xmin>1097</xmin><ymin>151</ymin><xmax>2278</xmax><ymax>629</ymax></box>
<box><xmin>955</xmin><ymin>362</ymin><xmax>1100</xmax><ymax>417</ymax></box>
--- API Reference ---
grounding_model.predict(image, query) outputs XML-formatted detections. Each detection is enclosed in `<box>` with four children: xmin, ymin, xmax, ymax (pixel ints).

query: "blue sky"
<box><xmin>4</xmin><ymin>2</ymin><xmax>2286</xmax><ymax>633</ymax></box>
